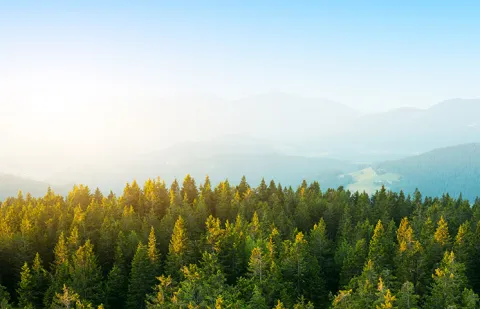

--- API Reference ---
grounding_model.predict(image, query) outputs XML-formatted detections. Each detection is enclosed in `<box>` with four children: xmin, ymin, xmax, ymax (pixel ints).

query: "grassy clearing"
<box><xmin>346</xmin><ymin>167</ymin><xmax>401</xmax><ymax>194</ymax></box>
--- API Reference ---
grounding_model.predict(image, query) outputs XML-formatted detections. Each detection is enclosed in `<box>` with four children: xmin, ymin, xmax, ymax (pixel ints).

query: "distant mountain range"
<box><xmin>0</xmin><ymin>173</ymin><xmax>67</xmax><ymax>200</ymax></box>
<box><xmin>302</xmin><ymin>98</ymin><xmax>480</xmax><ymax>159</ymax></box>
<box><xmin>2</xmin><ymin>142</ymin><xmax>479</xmax><ymax>202</ymax></box>
<box><xmin>1</xmin><ymin>94</ymin><xmax>479</xmax><ymax>201</ymax></box>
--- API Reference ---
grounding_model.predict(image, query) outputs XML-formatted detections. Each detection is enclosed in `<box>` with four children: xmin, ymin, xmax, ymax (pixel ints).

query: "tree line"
<box><xmin>1</xmin><ymin>175</ymin><xmax>480</xmax><ymax>308</ymax></box>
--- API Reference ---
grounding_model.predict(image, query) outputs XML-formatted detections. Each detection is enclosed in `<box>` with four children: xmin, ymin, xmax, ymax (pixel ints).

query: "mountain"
<box><xmin>320</xmin><ymin>98</ymin><xmax>480</xmax><ymax>158</ymax></box>
<box><xmin>47</xmin><ymin>137</ymin><xmax>360</xmax><ymax>194</ymax></box>
<box><xmin>345</xmin><ymin>143</ymin><xmax>480</xmax><ymax>201</ymax></box>
<box><xmin>0</xmin><ymin>173</ymin><xmax>67</xmax><ymax>200</ymax></box>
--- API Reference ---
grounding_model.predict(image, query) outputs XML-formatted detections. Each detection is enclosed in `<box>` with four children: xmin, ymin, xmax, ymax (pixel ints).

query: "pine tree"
<box><xmin>17</xmin><ymin>262</ymin><xmax>34</xmax><ymax>308</ymax></box>
<box><xmin>50</xmin><ymin>284</ymin><xmax>91</xmax><ymax>309</ymax></box>
<box><xmin>174</xmin><ymin>252</ymin><xmax>228</xmax><ymax>308</ymax></box>
<box><xmin>434</xmin><ymin>216</ymin><xmax>451</xmax><ymax>247</ymax></box>
<box><xmin>165</xmin><ymin>216</ymin><xmax>191</xmax><ymax>281</ymax></box>
<box><xmin>368</xmin><ymin>220</ymin><xmax>394</xmax><ymax>271</ymax></box>
<box><xmin>248</xmin><ymin>247</ymin><xmax>266</xmax><ymax>284</ymax></box>
<box><xmin>31</xmin><ymin>253</ymin><xmax>49</xmax><ymax>308</ymax></box>
<box><xmin>147</xmin><ymin>226</ymin><xmax>160</xmax><ymax>271</ymax></box>
<box><xmin>181</xmin><ymin>174</ymin><xmax>198</xmax><ymax>206</ymax></box>
<box><xmin>425</xmin><ymin>251</ymin><xmax>478</xmax><ymax>309</ymax></box>
<box><xmin>394</xmin><ymin>281</ymin><xmax>419</xmax><ymax>309</ymax></box>
<box><xmin>0</xmin><ymin>285</ymin><xmax>11</xmax><ymax>309</ymax></box>
<box><xmin>248</xmin><ymin>285</ymin><xmax>268</xmax><ymax>309</ymax></box>
<box><xmin>103</xmin><ymin>244</ymin><xmax>127</xmax><ymax>309</ymax></box>
<box><xmin>145</xmin><ymin>275</ymin><xmax>175</xmax><ymax>308</ymax></box>
<box><xmin>45</xmin><ymin>233</ymin><xmax>71</xmax><ymax>307</ymax></box>
<box><xmin>395</xmin><ymin>217</ymin><xmax>422</xmax><ymax>285</ymax></box>
<box><xmin>127</xmin><ymin>243</ymin><xmax>155</xmax><ymax>309</ymax></box>
<box><xmin>374</xmin><ymin>278</ymin><xmax>395</xmax><ymax>309</ymax></box>
<box><xmin>69</xmin><ymin>240</ymin><xmax>102</xmax><ymax>305</ymax></box>
<box><xmin>292</xmin><ymin>296</ymin><xmax>314</xmax><ymax>309</ymax></box>
<box><xmin>272</xmin><ymin>300</ymin><xmax>287</xmax><ymax>309</ymax></box>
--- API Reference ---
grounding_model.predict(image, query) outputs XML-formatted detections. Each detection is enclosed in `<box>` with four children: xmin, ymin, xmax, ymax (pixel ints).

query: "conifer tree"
<box><xmin>292</xmin><ymin>296</ymin><xmax>314</xmax><ymax>309</ymax></box>
<box><xmin>165</xmin><ymin>216</ymin><xmax>191</xmax><ymax>281</ymax></box>
<box><xmin>248</xmin><ymin>285</ymin><xmax>268</xmax><ymax>309</ymax></box>
<box><xmin>272</xmin><ymin>300</ymin><xmax>286</xmax><ymax>309</ymax></box>
<box><xmin>104</xmin><ymin>245</ymin><xmax>127</xmax><ymax>309</ymax></box>
<box><xmin>368</xmin><ymin>220</ymin><xmax>394</xmax><ymax>271</ymax></box>
<box><xmin>395</xmin><ymin>217</ymin><xmax>422</xmax><ymax>285</ymax></box>
<box><xmin>394</xmin><ymin>281</ymin><xmax>419</xmax><ymax>309</ymax></box>
<box><xmin>44</xmin><ymin>233</ymin><xmax>71</xmax><ymax>307</ymax></box>
<box><xmin>147</xmin><ymin>226</ymin><xmax>159</xmax><ymax>271</ymax></box>
<box><xmin>17</xmin><ymin>262</ymin><xmax>34</xmax><ymax>308</ymax></box>
<box><xmin>145</xmin><ymin>275</ymin><xmax>175</xmax><ymax>308</ymax></box>
<box><xmin>50</xmin><ymin>284</ymin><xmax>89</xmax><ymax>309</ymax></box>
<box><xmin>127</xmin><ymin>243</ymin><xmax>155</xmax><ymax>309</ymax></box>
<box><xmin>31</xmin><ymin>253</ymin><xmax>49</xmax><ymax>308</ymax></box>
<box><xmin>0</xmin><ymin>285</ymin><xmax>11</xmax><ymax>309</ymax></box>
<box><xmin>69</xmin><ymin>240</ymin><xmax>102</xmax><ymax>305</ymax></box>
<box><xmin>425</xmin><ymin>251</ymin><xmax>478</xmax><ymax>309</ymax></box>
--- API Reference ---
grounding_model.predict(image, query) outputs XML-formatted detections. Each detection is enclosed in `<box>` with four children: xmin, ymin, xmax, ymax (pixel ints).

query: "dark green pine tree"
<box><xmin>174</xmin><ymin>252</ymin><xmax>229</xmax><ymax>308</ymax></box>
<box><xmin>0</xmin><ymin>285</ymin><xmax>12</xmax><ymax>309</ymax></box>
<box><xmin>145</xmin><ymin>275</ymin><xmax>175</xmax><ymax>308</ymax></box>
<box><xmin>367</xmin><ymin>220</ymin><xmax>394</xmax><ymax>272</ymax></box>
<box><xmin>69</xmin><ymin>240</ymin><xmax>103</xmax><ymax>305</ymax></box>
<box><xmin>31</xmin><ymin>253</ymin><xmax>49</xmax><ymax>308</ymax></box>
<box><xmin>424</xmin><ymin>251</ymin><xmax>479</xmax><ymax>309</ymax></box>
<box><xmin>104</xmin><ymin>245</ymin><xmax>128</xmax><ymax>309</ymax></box>
<box><xmin>126</xmin><ymin>243</ymin><xmax>156</xmax><ymax>309</ymax></box>
<box><xmin>16</xmin><ymin>262</ymin><xmax>34</xmax><ymax>308</ymax></box>
<box><xmin>394</xmin><ymin>281</ymin><xmax>419</xmax><ymax>309</ymax></box>
<box><xmin>248</xmin><ymin>285</ymin><xmax>268</xmax><ymax>309</ymax></box>
<box><xmin>44</xmin><ymin>232</ymin><xmax>71</xmax><ymax>308</ymax></box>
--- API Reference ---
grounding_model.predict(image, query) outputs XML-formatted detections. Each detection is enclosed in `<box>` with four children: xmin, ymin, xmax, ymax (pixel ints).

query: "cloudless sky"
<box><xmin>1</xmin><ymin>1</ymin><xmax>480</xmax><ymax>177</ymax></box>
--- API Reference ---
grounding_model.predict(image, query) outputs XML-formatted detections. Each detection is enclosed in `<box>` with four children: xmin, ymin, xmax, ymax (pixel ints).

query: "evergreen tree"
<box><xmin>145</xmin><ymin>275</ymin><xmax>175</xmax><ymax>308</ymax></box>
<box><xmin>69</xmin><ymin>240</ymin><xmax>102</xmax><ymax>305</ymax></box>
<box><xmin>395</xmin><ymin>217</ymin><xmax>422</xmax><ymax>285</ymax></box>
<box><xmin>17</xmin><ymin>262</ymin><xmax>34</xmax><ymax>308</ymax></box>
<box><xmin>394</xmin><ymin>281</ymin><xmax>419</xmax><ymax>309</ymax></box>
<box><xmin>248</xmin><ymin>285</ymin><xmax>268</xmax><ymax>309</ymax></box>
<box><xmin>425</xmin><ymin>251</ymin><xmax>478</xmax><ymax>309</ymax></box>
<box><xmin>147</xmin><ymin>226</ymin><xmax>160</xmax><ymax>272</ymax></box>
<box><xmin>126</xmin><ymin>243</ymin><xmax>155</xmax><ymax>309</ymax></box>
<box><xmin>44</xmin><ymin>233</ymin><xmax>71</xmax><ymax>307</ymax></box>
<box><xmin>31</xmin><ymin>253</ymin><xmax>49</xmax><ymax>308</ymax></box>
<box><xmin>0</xmin><ymin>285</ymin><xmax>11</xmax><ymax>309</ymax></box>
<box><xmin>368</xmin><ymin>220</ymin><xmax>394</xmax><ymax>271</ymax></box>
<box><xmin>165</xmin><ymin>216</ymin><xmax>191</xmax><ymax>281</ymax></box>
<box><xmin>103</xmin><ymin>245</ymin><xmax>127</xmax><ymax>309</ymax></box>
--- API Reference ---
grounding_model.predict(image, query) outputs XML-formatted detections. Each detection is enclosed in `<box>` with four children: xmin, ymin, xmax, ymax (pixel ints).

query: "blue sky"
<box><xmin>1</xmin><ymin>1</ymin><xmax>479</xmax><ymax>112</ymax></box>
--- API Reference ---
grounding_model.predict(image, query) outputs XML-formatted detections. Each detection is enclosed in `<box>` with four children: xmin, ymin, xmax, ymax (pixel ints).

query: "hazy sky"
<box><xmin>1</xmin><ymin>1</ymin><xmax>480</xmax><ymax>178</ymax></box>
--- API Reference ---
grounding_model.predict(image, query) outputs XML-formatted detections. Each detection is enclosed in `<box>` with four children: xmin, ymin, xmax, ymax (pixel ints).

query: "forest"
<box><xmin>1</xmin><ymin>175</ymin><xmax>480</xmax><ymax>308</ymax></box>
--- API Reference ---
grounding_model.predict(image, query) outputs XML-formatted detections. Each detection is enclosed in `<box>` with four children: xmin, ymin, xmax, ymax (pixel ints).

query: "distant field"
<box><xmin>346</xmin><ymin>167</ymin><xmax>401</xmax><ymax>194</ymax></box>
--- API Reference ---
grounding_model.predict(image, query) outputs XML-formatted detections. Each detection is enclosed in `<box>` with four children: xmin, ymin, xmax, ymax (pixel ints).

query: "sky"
<box><xmin>1</xmin><ymin>1</ymin><xmax>480</xmax><ymax>178</ymax></box>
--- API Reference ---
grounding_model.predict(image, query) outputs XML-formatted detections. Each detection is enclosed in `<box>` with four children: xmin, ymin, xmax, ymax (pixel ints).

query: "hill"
<box><xmin>345</xmin><ymin>144</ymin><xmax>480</xmax><ymax>201</ymax></box>
<box><xmin>323</xmin><ymin>98</ymin><xmax>480</xmax><ymax>158</ymax></box>
<box><xmin>47</xmin><ymin>138</ymin><xmax>359</xmax><ymax>194</ymax></box>
<box><xmin>376</xmin><ymin>143</ymin><xmax>480</xmax><ymax>200</ymax></box>
<box><xmin>0</xmin><ymin>173</ymin><xmax>66</xmax><ymax>200</ymax></box>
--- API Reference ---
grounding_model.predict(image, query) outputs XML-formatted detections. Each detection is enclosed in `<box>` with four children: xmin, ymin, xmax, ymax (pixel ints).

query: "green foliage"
<box><xmin>69</xmin><ymin>240</ymin><xmax>103</xmax><ymax>305</ymax></box>
<box><xmin>126</xmin><ymin>243</ymin><xmax>156</xmax><ymax>309</ymax></box>
<box><xmin>1</xmin><ymin>176</ymin><xmax>480</xmax><ymax>309</ymax></box>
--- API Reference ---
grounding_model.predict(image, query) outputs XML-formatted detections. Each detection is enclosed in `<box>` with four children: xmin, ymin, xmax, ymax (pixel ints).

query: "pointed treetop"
<box><xmin>434</xmin><ymin>216</ymin><xmax>451</xmax><ymax>246</ymax></box>
<box><xmin>148</xmin><ymin>226</ymin><xmax>159</xmax><ymax>263</ymax></box>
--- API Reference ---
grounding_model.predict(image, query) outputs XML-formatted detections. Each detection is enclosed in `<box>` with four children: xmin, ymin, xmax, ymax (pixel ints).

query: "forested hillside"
<box><xmin>376</xmin><ymin>143</ymin><xmax>480</xmax><ymax>200</ymax></box>
<box><xmin>1</xmin><ymin>176</ymin><xmax>480</xmax><ymax>308</ymax></box>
